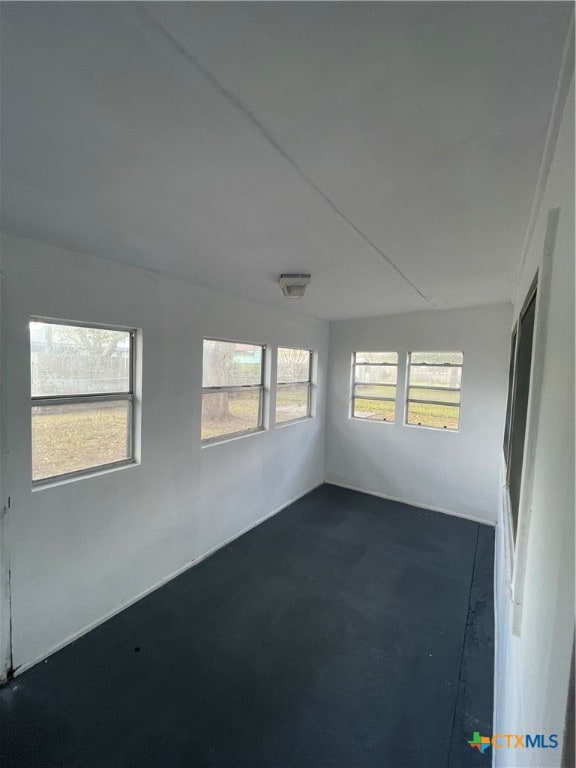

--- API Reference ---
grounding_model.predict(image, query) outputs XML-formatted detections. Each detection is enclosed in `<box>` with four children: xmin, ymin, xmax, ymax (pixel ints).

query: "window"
<box><xmin>275</xmin><ymin>347</ymin><xmax>312</xmax><ymax>424</ymax></box>
<box><xmin>30</xmin><ymin>320</ymin><xmax>135</xmax><ymax>483</ymax></box>
<box><xmin>352</xmin><ymin>352</ymin><xmax>398</xmax><ymax>422</ymax></box>
<box><xmin>506</xmin><ymin>281</ymin><xmax>537</xmax><ymax>537</ymax></box>
<box><xmin>202</xmin><ymin>339</ymin><xmax>265</xmax><ymax>443</ymax></box>
<box><xmin>406</xmin><ymin>352</ymin><xmax>463</xmax><ymax>430</ymax></box>
<box><xmin>503</xmin><ymin>326</ymin><xmax>518</xmax><ymax>461</ymax></box>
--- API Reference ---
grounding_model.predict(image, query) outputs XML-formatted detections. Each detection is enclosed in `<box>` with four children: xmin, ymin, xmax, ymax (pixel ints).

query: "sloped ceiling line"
<box><xmin>139</xmin><ymin>5</ymin><xmax>434</xmax><ymax>308</ymax></box>
<box><xmin>513</xmin><ymin>12</ymin><xmax>575</xmax><ymax>308</ymax></box>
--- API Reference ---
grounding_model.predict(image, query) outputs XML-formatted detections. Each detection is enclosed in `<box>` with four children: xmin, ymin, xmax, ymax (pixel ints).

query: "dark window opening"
<box><xmin>507</xmin><ymin>281</ymin><xmax>537</xmax><ymax>538</ymax></box>
<box><xmin>503</xmin><ymin>327</ymin><xmax>518</xmax><ymax>462</ymax></box>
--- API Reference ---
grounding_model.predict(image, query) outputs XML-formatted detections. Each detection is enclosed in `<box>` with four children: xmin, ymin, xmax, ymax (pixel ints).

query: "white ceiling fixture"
<box><xmin>278</xmin><ymin>274</ymin><xmax>311</xmax><ymax>299</ymax></box>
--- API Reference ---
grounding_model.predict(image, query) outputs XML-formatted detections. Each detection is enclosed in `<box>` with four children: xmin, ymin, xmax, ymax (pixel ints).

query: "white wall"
<box><xmin>0</xmin><ymin>234</ymin><xmax>328</xmax><ymax>673</ymax></box>
<box><xmin>325</xmin><ymin>304</ymin><xmax>512</xmax><ymax>525</ymax></box>
<box><xmin>493</xmin><ymin>73</ymin><xmax>574</xmax><ymax>767</ymax></box>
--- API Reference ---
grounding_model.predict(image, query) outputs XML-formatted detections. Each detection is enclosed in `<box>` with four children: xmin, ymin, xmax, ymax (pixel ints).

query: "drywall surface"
<box><xmin>0</xmin><ymin>235</ymin><xmax>328</xmax><ymax>672</ymax></box>
<box><xmin>325</xmin><ymin>304</ymin><xmax>511</xmax><ymax>525</ymax></box>
<box><xmin>1</xmin><ymin>3</ymin><xmax>570</xmax><ymax>320</ymax></box>
<box><xmin>494</xmin><ymin>78</ymin><xmax>574</xmax><ymax>766</ymax></box>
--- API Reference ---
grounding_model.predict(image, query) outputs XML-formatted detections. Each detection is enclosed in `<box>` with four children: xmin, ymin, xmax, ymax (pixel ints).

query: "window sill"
<box><xmin>275</xmin><ymin>416</ymin><xmax>314</xmax><ymax>429</ymax></box>
<box><xmin>32</xmin><ymin>458</ymin><xmax>138</xmax><ymax>491</ymax></box>
<box><xmin>201</xmin><ymin>427</ymin><xmax>266</xmax><ymax>448</ymax></box>
<box><xmin>350</xmin><ymin>416</ymin><xmax>395</xmax><ymax>425</ymax></box>
<box><xmin>404</xmin><ymin>423</ymin><xmax>460</xmax><ymax>433</ymax></box>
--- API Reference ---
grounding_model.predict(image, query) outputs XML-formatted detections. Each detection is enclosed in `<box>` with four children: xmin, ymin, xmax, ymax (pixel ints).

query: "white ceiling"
<box><xmin>0</xmin><ymin>2</ymin><xmax>570</xmax><ymax>320</ymax></box>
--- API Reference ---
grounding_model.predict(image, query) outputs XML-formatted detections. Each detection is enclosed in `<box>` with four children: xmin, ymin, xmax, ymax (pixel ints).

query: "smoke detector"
<box><xmin>278</xmin><ymin>273</ymin><xmax>311</xmax><ymax>299</ymax></box>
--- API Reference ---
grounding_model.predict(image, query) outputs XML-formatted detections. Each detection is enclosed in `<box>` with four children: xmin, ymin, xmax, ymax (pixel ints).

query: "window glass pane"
<box><xmin>201</xmin><ymin>389</ymin><xmax>261</xmax><ymax>441</ymax></box>
<box><xmin>353</xmin><ymin>399</ymin><xmax>395</xmax><ymax>422</ymax></box>
<box><xmin>406</xmin><ymin>352</ymin><xmax>463</xmax><ymax>430</ymax></box>
<box><xmin>408</xmin><ymin>365</ymin><xmax>462</xmax><ymax>389</ymax></box>
<box><xmin>503</xmin><ymin>329</ymin><xmax>517</xmax><ymax>464</ymax></box>
<box><xmin>406</xmin><ymin>403</ymin><xmax>460</xmax><ymax>430</ymax></box>
<box><xmin>30</xmin><ymin>322</ymin><xmax>131</xmax><ymax>396</ymax></box>
<box><xmin>277</xmin><ymin>348</ymin><xmax>311</xmax><ymax>383</ymax></box>
<box><xmin>410</xmin><ymin>351</ymin><xmax>463</xmax><ymax>365</ymax></box>
<box><xmin>352</xmin><ymin>351</ymin><xmax>397</xmax><ymax>423</ymax></box>
<box><xmin>508</xmin><ymin>291</ymin><xmax>537</xmax><ymax>537</ymax></box>
<box><xmin>202</xmin><ymin>340</ymin><xmax>262</xmax><ymax>387</ymax></box>
<box><xmin>354</xmin><ymin>384</ymin><xmax>396</xmax><ymax>399</ymax></box>
<box><xmin>276</xmin><ymin>383</ymin><xmax>309</xmax><ymax>423</ymax></box>
<box><xmin>354</xmin><ymin>365</ymin><xmax>397</xmax><ymax>385</ymax></box>
<box><xmin>408</xmin><ymin>387</ymin><xmax>461</xmax><ymax>404</ymax></box>
<box><xmin>355</xmin><ymin>352</ymin><xmax>398</xmax><ymax>365</ymax></box>
<box><xmin>32</xmin><ymin>401</ymin><xmax>131</xmax><ymax>481</ymax></box>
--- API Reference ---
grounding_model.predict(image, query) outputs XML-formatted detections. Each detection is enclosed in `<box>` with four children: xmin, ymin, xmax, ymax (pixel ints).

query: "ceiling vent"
<box><xmin>278</xmin><ymin>274</ymin><xmax>311</xmax><ymax>299</ymax></box>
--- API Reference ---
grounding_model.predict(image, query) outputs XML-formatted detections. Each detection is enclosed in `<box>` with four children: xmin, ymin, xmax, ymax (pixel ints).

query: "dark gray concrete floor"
<box><xmin>0</xmin><ymin>484</ymin><xmax>494</xmax><ymax>767</ymax></box>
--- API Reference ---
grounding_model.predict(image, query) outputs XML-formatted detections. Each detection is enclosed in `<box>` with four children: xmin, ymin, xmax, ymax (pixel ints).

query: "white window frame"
<box><xmin>504</xmin><ymin>277</ymin><xmax>538</xmax><ymax>538</ymax></box>
<box><xmin>351</xmin><ymin>351</ymin><xmax>398</xmax><ymax>423</ymax></box>
<box><xmin>502</xmin><ymin>325</ymin><xmax>518</xmax><ymax>465</ymax></box>
<box><xmin>275</xmin><ymin>347</ymin><xmax>313</xmax><ymax>425</ymax></box>
<box><xmin>201</xmin><ymin>337</ymin><xmax>266</xmax><ymax>445</ymax></box>
<box><xmin>502</xmin><ymin>272</ymin><xmax>541</xmax><ymax>634</ymax></box>
<box><xmin>405</xmin><ymin>351</ymin><xmax>463</xmax><ymax>431</ymax></box>
<box><xmin>31</xmin><ymin>318</ymin><xmax>136</xmax><ymax>486</ymax></box>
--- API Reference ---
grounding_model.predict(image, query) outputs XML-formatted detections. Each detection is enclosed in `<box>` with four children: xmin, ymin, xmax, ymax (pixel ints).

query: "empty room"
<box><xmin>0</xmin><ymin>2</ymin><xmax>574</xmax><ymax>767</ymax></box>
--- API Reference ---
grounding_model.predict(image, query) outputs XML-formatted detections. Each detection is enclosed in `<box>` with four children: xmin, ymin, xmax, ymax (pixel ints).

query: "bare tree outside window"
<box><xmin>276</xmin><ymin>348</ymin><xmax>312</xmax><ymax>424</ymax></box>
<box><xmin>352</xmin><ymin>352</ymin><xmax>398</xmax><ymax>422</ymax></box>
<box><xmin>30</xmin><ymin>320</ymin><xmax>135</xmax><ymax>482</ymax></box>
<box><xmin>202</xmin><ymin>340</ymin><xmax>237</xmax><ymax>422</ymax></box>
<box><xmin>201</xmin><ymin>339</ymin><xmax>264</xmax><ymax>442</ymax></box>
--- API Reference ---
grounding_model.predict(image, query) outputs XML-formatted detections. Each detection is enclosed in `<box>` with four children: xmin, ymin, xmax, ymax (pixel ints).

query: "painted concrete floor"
<box><xmin>0</xmin><ymin>484</ymin><xmax>494</xmax><ymax>767</ymax></box>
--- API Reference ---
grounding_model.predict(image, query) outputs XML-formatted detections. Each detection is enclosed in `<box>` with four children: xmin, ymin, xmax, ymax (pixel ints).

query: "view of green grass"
<box><xmin>353</xmin><ymin>398</ymin><xmax>396</xmax><ymax>422</ymax></box>
<box><xmin>407</xmin><ymin>387</ymin><xmax>460</xmax><ymax>403</ymax></box>
<box><xmin>354</xmin><ymin>384</ymin><xmax>396</xmax><ymax>399</ymax></box>
<box><xmin>275</xmin><ymin>385</ymin><xmax>309</xmax><ymax>424</ymax></box>
<box><xmin>202</xmin><ymin>386</ymin><xmax>310</xmax><ymax>439</ymax></box>
<box><xmin>406</xmin><ymin>402</ymin><xmax>459</xmax><ymax>430</ymax></box>
<box><xmin>354</xmin><ymin>386</ymin><xmax>460</xmax><ymax>429</ymax></box>
<box><xmin>33</xmin><ymin>382</ymin><xmax>459</xmax><ymax>481</ymax></box>
<box><xmin>201</xmin><ymin>392</ymin><xmax>260</xmax><ymax>441</ymax></box>
<box><xmin>32</xmin><ymin>402</ymin><xmax>129</xmax><ymax>481</ymax></box>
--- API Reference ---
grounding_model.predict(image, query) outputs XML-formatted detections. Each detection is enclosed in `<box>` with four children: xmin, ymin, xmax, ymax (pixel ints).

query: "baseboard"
<box><xmin>12</xmin><ymin>481</ymin><xmax>323</xmax><ymax>679</ymax></box>
<box><xmin>325</xmin><ymin>481</ymin><xmax>496</xmax><ymax>527</ymax></box>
